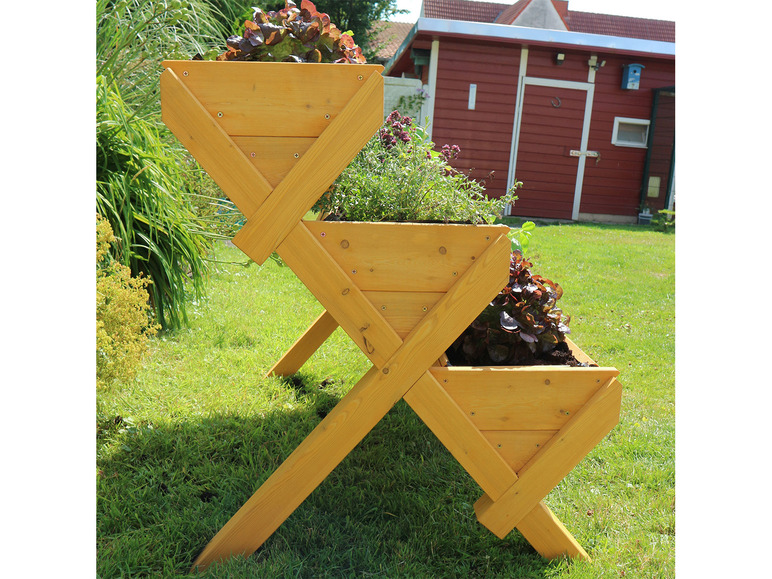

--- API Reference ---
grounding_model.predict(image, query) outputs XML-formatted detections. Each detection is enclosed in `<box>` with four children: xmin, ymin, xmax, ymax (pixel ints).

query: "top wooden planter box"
<box><xmin>160</xmin><ymin>60</ymin><xmax>622</xmax><ymax>571</ymax></box>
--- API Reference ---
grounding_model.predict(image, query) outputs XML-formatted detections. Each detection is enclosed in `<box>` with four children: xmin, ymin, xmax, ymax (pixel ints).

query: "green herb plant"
<box><xmin>315</xmin><ymin>110</ymin><xmax>519</xmax><ymax>223</ymax></box>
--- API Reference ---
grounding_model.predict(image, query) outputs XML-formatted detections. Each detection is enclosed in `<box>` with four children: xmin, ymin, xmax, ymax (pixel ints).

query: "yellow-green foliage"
<box><xmin>97</xmin><ymin>215</ymin><xmax>159</xmax><ymax>389</ymax></box>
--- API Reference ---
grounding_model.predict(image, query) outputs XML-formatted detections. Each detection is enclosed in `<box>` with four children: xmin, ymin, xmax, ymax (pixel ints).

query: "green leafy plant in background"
<box><xmin>215</xmin><ymin>0</ymin><xmax>367</xmax><ymax>63</ymax></box>
<box><xmin>97</xmin><ymin>215</ymin><xmax>160</xmax><ymax>390</ymax></box>
<box><xmin>96</xmin><ymin>0</ymin><xmax>230</xmax><ymax>329</ymax></box>
<box><xmin>651</xmin><ymin>208</ymin><xmax>676</xmax><ymax>232</ymax></box>
<box><xmin>446</xmin><ymin>251</ymin><xmax>572</xmax><ymax>366</ymax></box>
<box><xmin>315</xmin><ymin>111</ymin><xmax>519</xmax><ymax>223</ymax></box>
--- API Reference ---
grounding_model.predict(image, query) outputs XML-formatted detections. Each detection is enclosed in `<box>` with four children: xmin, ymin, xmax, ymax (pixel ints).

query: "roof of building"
<box><xmin>423</xmin><ymin>0</ymin><xmax>674</xmax><ymax>42</ymax></box>
<box><xmin>370</xmin><ymin>21</ymin><xmax>416</xmax><ymax>62</ymax></box>
<box><xmin>370</xmin><ymin>0</ymin><xmax>674</xmax><ymax>63</ymax></box>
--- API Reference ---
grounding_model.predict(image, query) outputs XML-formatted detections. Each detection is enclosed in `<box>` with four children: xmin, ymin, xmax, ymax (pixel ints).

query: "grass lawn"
<box><xmin>97</xmin><ymin>222</ymin><xmax>675</xmax><ymax>577</ymax></box>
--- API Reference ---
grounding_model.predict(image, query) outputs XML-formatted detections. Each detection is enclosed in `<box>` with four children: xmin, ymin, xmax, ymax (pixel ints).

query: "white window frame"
<box><xmin>611</xmin><ymin>117</ymin><xmax>650</xmax><ymax>148</ymax></box>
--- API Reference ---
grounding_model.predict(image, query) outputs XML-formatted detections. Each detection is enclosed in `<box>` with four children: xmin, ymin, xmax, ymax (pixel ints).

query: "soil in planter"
<box><xmin>446</xmin><ymin>341</ymin><xmax>591</xmax><ymax>368</ymax></box>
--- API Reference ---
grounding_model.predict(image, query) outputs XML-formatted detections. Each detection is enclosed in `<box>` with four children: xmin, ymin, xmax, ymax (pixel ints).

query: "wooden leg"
<box><xmin>404</xmin><ymin>372</ymin><xmax>590</xmax><ymax>561</ymax></box>
<box><xmin>474</xmin><ymin>378</ymin><xmax>622</xmax><ymax>539</ymax></box>
<box><xmin>265</xmin><ymin>310</ymin><xmax>339</xmax><ymax>378</ymax></box>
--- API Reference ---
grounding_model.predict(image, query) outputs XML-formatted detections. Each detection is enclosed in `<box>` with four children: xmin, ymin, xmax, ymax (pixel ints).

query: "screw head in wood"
<box><xmin>352</xmin><ymin>269</ymin><xmax>357</xmax><ymax>274</ymax></box>
<box><xmin>439</xmin><ymin>246</ymin><xmax>447</xmax><ymax>254</ymax></box>
<box><xmin>183</xmin><ymin>71</ymin><xmax>189</xmax><ymax>76</ymax></box>
<box><xmin>324</xmin><ymin>113</ymin><xmax>331</xmax><ymax>119</ymax></box>
<box><xmin>217</xmin><ymin>111</ymin><xmax>223</xmax><ymax>117</ymax></box>
<box><xmin>358</xmin><ymin>74</ymin><xmax>364</xmax><ymax>80</ymax></box>
<box><xmin>545</xmin><ymin>379</ymin><xmax>551</xmax><ymax>385</ymax></box>
<box><xmin>250</xmin><ymin>152</ymin><xmax>256</xmax><ymax>158</ymax></box>
<box><xmin>382</xmin><ymin>368</ymin><xmax>389</xmax><ymax>374</ymax></box>
<box><xmin>341</xmin><ymin>288</ymin><xmax>350</xmax><ymax>295</ymax></box>
<box><xmin>381</xmin><ymin>305</ymin><xmax>387</xmax><ymax>310</ymax></box>
<box><xmin>320</xmin><ymin>232</ymin><xmax>326</xmax><ymax>237</ymax></box>
<box><xmin>294</xmin><ymin>153</ymin><xmax>299</xmax><ymax>158</ymax></box>
<box><xmin>340</xmin><ymin>239</ymin><xmax>349</xmax><ymax>249</ymax></box>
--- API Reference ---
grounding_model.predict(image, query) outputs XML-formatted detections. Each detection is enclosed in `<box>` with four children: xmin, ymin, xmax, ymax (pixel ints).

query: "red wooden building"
<box><xmin>381</xmin><ymin>0</ymin><xmax>675</xmax><ymax>222</ymax></box>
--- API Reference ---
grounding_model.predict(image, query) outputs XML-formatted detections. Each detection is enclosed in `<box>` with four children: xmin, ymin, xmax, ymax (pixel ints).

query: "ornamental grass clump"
<box><xmin>315</xmin><ymin>111</ymin><xmax>518</xmax><ymax>223</ymax></box>
<box><xmin>446</xmin><ymin>251</ymin><xmax>572</xmax><ymax>366</ymax></box>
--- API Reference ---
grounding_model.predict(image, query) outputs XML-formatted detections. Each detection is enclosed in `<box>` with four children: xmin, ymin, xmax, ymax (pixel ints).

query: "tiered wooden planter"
<box><xmin>161</xmin><ymin>60</ymin><xmax>622</xmax><ymax>571</ymax></box>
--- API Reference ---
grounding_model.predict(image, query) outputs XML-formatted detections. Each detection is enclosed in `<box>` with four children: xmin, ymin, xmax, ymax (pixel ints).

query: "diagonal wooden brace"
<box><xmin>265</xmin><ymin>310</ymin><xmax>339</xmax><ymax>378</ymax></box>
<box><xmin>473</xmin><ymin>376</ymin><xmax>622</xmax><ymax>539</ymax></box>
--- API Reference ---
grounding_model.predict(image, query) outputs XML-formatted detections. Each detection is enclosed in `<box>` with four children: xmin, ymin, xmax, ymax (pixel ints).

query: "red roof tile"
<box><xmin>565</xmin><ymin>11</ymin><xmax>675</xmax><ymax>43</ymax></box>
<box><xmin>370</xmin><ymin>21</ymin><xmax>415</xmax><ymax>61</ymax></box>
<box><xmin>493</xmin><ymin>0</ymin><xmax>529</xmax><ymax>24</ymax></box>
<box><xmin>422</xmin><ymin>0</ymin><xmax>675</xmax><ymax>43</ymax></box>
<box><xmin>424</xmin><ymin>0</ymin><xmax>507</xmax><ymax>23</ymax></box>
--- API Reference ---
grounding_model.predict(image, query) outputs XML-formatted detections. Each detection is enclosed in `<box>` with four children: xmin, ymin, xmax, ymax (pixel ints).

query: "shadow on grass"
<box><xmin>97</xmin><ymin>386</ymin><xmax>556</xmax><ymax>578</ymax></box>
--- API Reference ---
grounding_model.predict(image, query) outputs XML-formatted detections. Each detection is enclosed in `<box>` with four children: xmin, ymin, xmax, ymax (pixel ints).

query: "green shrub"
<box><xmin>97</xmin><ymin>216</ymin><xmax>160</xmax><ymax>389</ymax></box>
<box><xmin>96</xmin><ymin>75</ymin><xmax>211</xmax><ymax>330</ymax></box>
<box><xmin>96</xmin><ymin>0</ymin><xmax>230</xmax><ymax>329</ymax></box>
<box><xmin>314</xmin><ymin>111</ymin><xmax>518</xmax><ymax>223</ymax></box>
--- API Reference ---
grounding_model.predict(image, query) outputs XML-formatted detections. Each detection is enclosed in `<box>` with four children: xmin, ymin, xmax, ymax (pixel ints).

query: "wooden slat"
<box><xmin>162</xmin><ymin>61</ymin><xmax>384</xmax><ymax>137</ymax></box>
<box><xmin>233</xmin><ymin>71</ymin><xmax>384</xmax><ymax>265</ymax></box>
<box><xmin>481</xmin><ymin>431</ymin><xmax>557</xmax><ymax>474</ymax></box>
<box><xmin>361</xmin><ymin>291</ymin><xmax>445</xmax><ymax>338</ymax></box>
<box><xmin>474</xmin><ymin>377</ymin><xmax>623</xmax><ymax>538</ymax></box>
<box><xmin>432</xmin><ymin>366</ymin><xmax>619</xmax><ymax>431</ymax></box>
<box><xmin>266</xmin><ymin>310</ymin><xmax>339</xmax><ymax>378</ymax></box>
<box><xmin>305</xmin><ymin>221</ymin><xmax>510</xmax><ymax>292</ymax></box>
<box><xmin>516</xmin><ymin>502</ymin><xmax>590</xmax><ymax>561</ymax></box>
<box><xmin>231</xmin><ymin>137</ymin><xmax>315</xmax><ymax>189</ymax></box>
<box><xmin>160</xmin><ymin>68</ymin><xmax>272</xmax><ymax>217</ymax></box>
<box><xmin>404</xmin><ymin>372</ymin><xmax>516</xmax><ymax>500</ymax></box>
<box><xmin>277</xmin><ymin>223</ymin><xmax>402</xmax><ymax>369</ymax></box>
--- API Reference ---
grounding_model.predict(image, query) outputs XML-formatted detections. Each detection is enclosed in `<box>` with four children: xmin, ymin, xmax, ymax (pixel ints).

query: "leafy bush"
<box><xmin>651</xmin><ymin>208</ymin><xmax>675</xmax><ymax>232</ymax></box>
<box><xmin>315</xmin><ymin>111</ymin><xmax>518</xmax><ymax>223</ymax></box>
<box><xmin>96</xmin><ymin>0</ymin><xmax>227</xmax><ymax>329</ymax></box>
<box><xmin>215</xmin><ymin>0</ymin><xmax>366</xmax><ymax>63</ymax></box>
<box><xmin>97</xmin><ymin>216</ymin><xmax>160</xmax><ymax>390</ymax></box>
<box><xmin>446</xmin><ymin>251</ymin><xmax>572</xmax><ymax>366</ymax></box>
<box><xmin>97</xmin><ymin>76</ymin><xmax>211</xmax><ymax>330</ymax></box>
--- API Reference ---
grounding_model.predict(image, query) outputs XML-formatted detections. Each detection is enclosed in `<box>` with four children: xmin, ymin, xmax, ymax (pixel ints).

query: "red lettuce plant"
<box><xmin>446</xmin><ymin>251</ymin><xmax>572</xmax><ymax>366</ymax></box>
<box><xmin>217</xmin><ymin>0</ymin><xmax>366</xmax><ymax>63</ymax></box>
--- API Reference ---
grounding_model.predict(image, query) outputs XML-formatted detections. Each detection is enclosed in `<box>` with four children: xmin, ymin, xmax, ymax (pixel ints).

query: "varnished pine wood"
<box><xmin>161</xmin><ymin>61</ymin><xmax>383</xmax><ymax>137</ymax></box>
<box><xmin>160</xmin><ymin>68</ymin><xmax>272</xmax><ymax>218</ymax></box>
<box><xmin>232</xmin><ymin>72</ymin><xmax>385</xmax><ymax>265</ymax></box>
<box><xmin>305</xmin><ymin>221</ymin><xmax>509</xmax><ymax>292</ymax></box>
<box><xmin>265</xmin><ymin>310</ymin><xmax>339</xmax><ymax>377</ymax></box>
<box><xmin>192</xmin><ymin>228</ymin><xmax>513</xmax><ymax>571</ymax></box>
<box><xmin>474</xmin><ymin>377</ymin><xmax>623</xmax><ymax>538</ymax></box>
<box><xmin>481</xmin><ymin>430</ymin><xmax>557</xmax><ymax>473</ymax></box>
<box><xmin>231</xmin><ymin>136</ymin><xmax>316</xmax><ymax>189</ymax></box>
<box><xmin>433</xmin><ymin>366</ymin><xmax>619</xmax><ymax>431</ymax></box>
<box><xmin>406</xmin><ymin>368</ymin><xmax>591</xmax><ymax>561</ymax></box>
<box><xmin>276</xmin><ymin>223</ymin><xmax>403</xmax><ymax>369</ymax></box>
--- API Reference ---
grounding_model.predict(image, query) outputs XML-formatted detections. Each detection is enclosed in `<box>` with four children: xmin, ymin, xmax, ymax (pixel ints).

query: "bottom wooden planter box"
<box><xmin>402</xmin><ymin>337</ymin><xmax>621</xmax><ymax>550</ymax></box>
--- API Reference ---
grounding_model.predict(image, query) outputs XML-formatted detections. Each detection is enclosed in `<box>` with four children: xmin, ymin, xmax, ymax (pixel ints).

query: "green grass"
<box><xmin>97</xmin><ymin>223</ymin><xmax>675</xmax><ymax>578</ymax></box>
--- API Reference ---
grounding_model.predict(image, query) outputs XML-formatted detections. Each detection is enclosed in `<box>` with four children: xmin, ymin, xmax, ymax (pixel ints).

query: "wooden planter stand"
<box><xmin>161</xmin><ymin>60</ymin><xmax>622</xmax><ymax>572</ymax></box>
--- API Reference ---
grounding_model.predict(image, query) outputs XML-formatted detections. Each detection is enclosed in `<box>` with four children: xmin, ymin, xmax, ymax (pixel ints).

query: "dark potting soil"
<box><xmin>446</xmin><ymin>341</ymin><xmax>592</xmax><ymax>368</ymax></box>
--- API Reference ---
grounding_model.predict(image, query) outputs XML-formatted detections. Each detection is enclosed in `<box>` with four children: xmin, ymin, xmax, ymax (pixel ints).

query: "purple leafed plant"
<box><xmin>446</xmin><ymin>251</ymin><xmax>572</xmax><ymax>366</ymax></box>
<box><xmin>217</xmin><ymin>0</ymin><xmax>366</xmax><ymax>64</ymax></box>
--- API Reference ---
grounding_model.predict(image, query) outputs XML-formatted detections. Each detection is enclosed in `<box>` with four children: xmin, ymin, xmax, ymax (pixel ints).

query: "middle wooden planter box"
<box><xmin>298</xmin><ymin>219</ymin><xmax>621</xmax><ymax>519</ymax></box>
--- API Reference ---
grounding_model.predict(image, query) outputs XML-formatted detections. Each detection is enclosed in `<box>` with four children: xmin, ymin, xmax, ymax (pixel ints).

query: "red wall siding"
<box><xmin>431</xmin><ymin>39</ymin><xmax>521</xmax><ymax>199</ymax></box>
<box><xmin>581</xmin><ymin>54</ymin><xmax>675</xmax><ymax>216</ymax></box>
<box><xmin>393</xmin><ymin>37</ymin><xmax>674</xmax><ymax>219</ymax></box>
